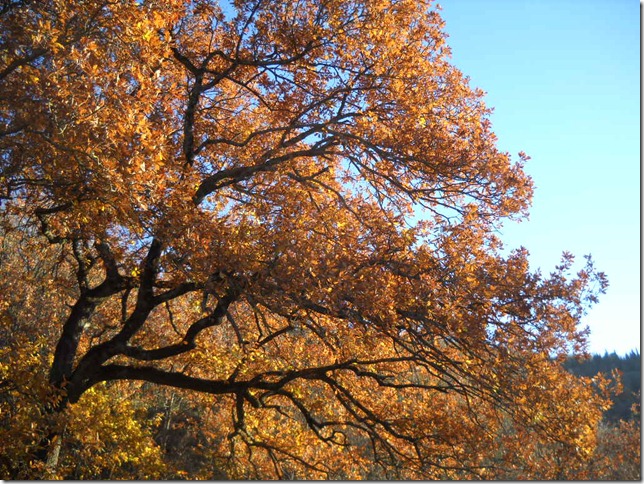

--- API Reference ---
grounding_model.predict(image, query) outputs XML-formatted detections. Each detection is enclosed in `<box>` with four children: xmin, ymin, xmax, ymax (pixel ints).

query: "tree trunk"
<box><xmin>45</xmin><ymin>431</ymin><xmax>64</xmax><ymax>475</ymax></box>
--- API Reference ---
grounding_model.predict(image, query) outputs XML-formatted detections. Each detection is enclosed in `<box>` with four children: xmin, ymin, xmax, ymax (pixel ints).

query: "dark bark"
<box><xmin>49</xmin><ymin>257</ymin><xmax>129</xmax><ymax>388</ymax></box>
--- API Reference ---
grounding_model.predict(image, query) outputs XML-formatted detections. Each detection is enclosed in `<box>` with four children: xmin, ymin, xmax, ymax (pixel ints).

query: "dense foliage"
<box><xmin>0</xmin><ymin>0</ymin><xmax>637</xmax><ymax>479</ymax></box>
<box><xmin>565</xmin><ymin>350</ymin><xmax>640</xmax><ymax>422</ymax></box>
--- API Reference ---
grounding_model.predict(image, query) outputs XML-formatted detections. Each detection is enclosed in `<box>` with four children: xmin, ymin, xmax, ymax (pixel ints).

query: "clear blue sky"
<box><xmin>438</xmin><ymin>0</ymin><xmax>640</xmax><ymax>355</ymax></box>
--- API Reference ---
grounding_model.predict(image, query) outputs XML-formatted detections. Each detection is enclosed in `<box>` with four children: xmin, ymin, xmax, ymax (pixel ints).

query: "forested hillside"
<box><xmin>564</xmin><ymin>350</ymin><xmax>640</xmax><ymax>422</ymax></box>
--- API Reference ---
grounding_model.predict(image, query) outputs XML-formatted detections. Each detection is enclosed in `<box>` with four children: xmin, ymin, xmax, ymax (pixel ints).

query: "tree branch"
<box><xmin>81</xmin><ymin>364</ymin><xmax>245</xmax><ymax>401</ymax></box>
<box><xmin>122</xmin><ymin>284</ymin><xmax>241</xmax><ymax>361</ymax></box>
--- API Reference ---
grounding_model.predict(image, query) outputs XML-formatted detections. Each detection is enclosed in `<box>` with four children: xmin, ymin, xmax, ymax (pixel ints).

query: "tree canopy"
<box><xmin>0</xmin><ymin>0</ymin><xmax>626</xmax><ymax>479</ymax></box>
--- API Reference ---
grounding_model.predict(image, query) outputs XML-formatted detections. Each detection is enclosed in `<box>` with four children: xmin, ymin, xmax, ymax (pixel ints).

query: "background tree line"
<box><xmin>564</xmin><ymin>350</ymin><xmax>640</xmax><ymax>422</ymax></box>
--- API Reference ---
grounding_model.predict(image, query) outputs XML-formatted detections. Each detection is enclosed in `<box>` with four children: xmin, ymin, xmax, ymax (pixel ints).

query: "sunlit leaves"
<box><xmin>0</xmin><ymin>0</ymin><xmax>618</xmax><ymax>479</ymax></box>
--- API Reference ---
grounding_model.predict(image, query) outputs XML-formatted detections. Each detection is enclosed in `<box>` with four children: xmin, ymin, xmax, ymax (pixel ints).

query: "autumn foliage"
<box><xmin>0</xmin><ymin>0</ymin><xmax>636</xmax><ymax>479</ymax></box>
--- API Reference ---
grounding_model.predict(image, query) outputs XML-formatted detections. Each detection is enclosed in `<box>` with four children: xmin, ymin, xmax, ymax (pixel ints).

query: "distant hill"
<box><xmin>563</xmin><ymin>350</ymin><xmax>640</xmax><ymax>422</ymax></box>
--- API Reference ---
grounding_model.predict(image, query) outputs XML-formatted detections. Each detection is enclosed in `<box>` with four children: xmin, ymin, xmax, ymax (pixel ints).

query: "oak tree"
<box><xmin>0</xmin><ymin>0</ymin><xmax>613</xmax><ymax>478</ymax></box>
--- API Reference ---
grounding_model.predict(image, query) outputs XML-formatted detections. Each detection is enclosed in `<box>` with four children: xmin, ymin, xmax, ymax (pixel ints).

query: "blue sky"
<box><xmin>438</xmin><ymin>0</ymin><xmax>639</xmax><ymax>355</ymax></box>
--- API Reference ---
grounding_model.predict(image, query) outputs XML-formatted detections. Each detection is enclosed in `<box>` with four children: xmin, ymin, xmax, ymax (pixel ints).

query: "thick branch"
<box><xmin>152</xmin><ymin>281</ymin><xmax>201</xmax><ymax>305</ymax></box>
<box><xmin>81</xmin><ymin>358</ymin><xmax>352</xmax><ymax>402</ymax></box>
<box><xmin>94</xmin><ymin>240</ymin><xmax>121</xmax><ymax>282</ymax></box>
<box><xmin>123</xmin><ymin>285</ymin><xmax>240</xmax><ymax>361</ymax></box>
<box><xmin>78</xmin><ymin>364</ymin><xmax>245</xmax><ymax>401</ymax></box>
<box><xmin>49</xmin><ymin>272</ymin><xmax>129</xmax><ymax>386</ymax></box>
<box><xmin>66</xmin><ymin>239</ymin><xmax>164</xmax><ymax>393</ymax></box>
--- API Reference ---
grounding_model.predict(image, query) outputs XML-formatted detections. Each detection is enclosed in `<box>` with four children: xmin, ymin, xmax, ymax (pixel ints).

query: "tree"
<box><xmin>564</xmin><ymin>350</ymin><xmax>641</xmax><ymax>422</ymax></box>
<box><xmin>1</xmin><ymin>0</ymin><xmax>614</xmax><ymax>479</ymax></box>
